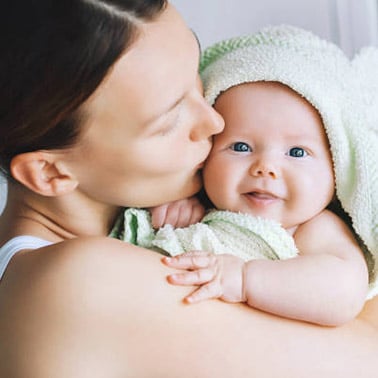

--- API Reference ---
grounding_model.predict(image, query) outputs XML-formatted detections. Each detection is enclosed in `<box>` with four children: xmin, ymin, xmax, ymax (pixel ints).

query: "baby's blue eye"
<box><xmin>288</xmin><ymin>147</ymin><xmax>307</xmax><ymax>158</ymax></box>
<box><xmin>230</xmin><ymin>142</ymin><xmax>251</xmax><ymax>152</ymax></box>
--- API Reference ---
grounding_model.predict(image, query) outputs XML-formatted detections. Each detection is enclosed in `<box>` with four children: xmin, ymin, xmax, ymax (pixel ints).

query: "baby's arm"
<box><xmin>148</xmin><ymin>196</ymin><xmax>205</xmax><ymax>229</ymax></box>
<box><xmin>162</xmin><ymin>210</ymin><xmax>369</xmax><ymax>326</ymax></box>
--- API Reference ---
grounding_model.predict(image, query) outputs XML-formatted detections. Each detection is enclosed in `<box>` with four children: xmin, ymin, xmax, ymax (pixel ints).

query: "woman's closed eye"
<box><xmin>157</xmin><ymin>107</ymin><xmax>182</xmax><ymax>136</ymax></box>
<box><xmin>287</xmin><ymin>146</ymin><xmax>308</xmax><ymax>158</ymax></box>
<box><xmin>230</xmin><ymin>141</ymin><xmax>251</xmax><ymax>153</ymax></box>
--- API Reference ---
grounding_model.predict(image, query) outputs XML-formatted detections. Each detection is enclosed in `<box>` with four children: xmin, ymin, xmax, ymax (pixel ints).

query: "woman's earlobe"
<box><xmin>10</xmin><ymin>152</ymin><xmax>78</xmax><ymax>196</ymax></box>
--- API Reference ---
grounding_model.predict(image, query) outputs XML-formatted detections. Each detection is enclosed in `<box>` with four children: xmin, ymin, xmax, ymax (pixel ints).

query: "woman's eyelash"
<box><xmin>160</xmin><ymin>124</ymin><xmax>176</xmax><ymax>136</ymax></box>
<box><xmin>158</xmin><ymin>108</ymin><xmax>181</xmax><ymax>136</ymax></box>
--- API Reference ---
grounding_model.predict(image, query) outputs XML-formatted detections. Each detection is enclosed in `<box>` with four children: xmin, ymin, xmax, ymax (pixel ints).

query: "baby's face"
<box><xmin>203</xmin><ymin>81</ymin><xmax>335</xmax><ymax>231</ymax></box>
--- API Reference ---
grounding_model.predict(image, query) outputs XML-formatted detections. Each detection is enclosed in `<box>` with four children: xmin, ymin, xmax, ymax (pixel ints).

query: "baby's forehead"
<box><xmin>219</xmin><ymin>80</ymin><xmax>322</xmax><ymax>121</ymax></box>
<box><xmin>220</xmin><ymin>80</ymin><xmax>312</xmax><ymax>103</ymax></box>
<box><xmin>215</xmin><ymin>85</ymin><xmax>327</xmax><ymax>141</ymax></box>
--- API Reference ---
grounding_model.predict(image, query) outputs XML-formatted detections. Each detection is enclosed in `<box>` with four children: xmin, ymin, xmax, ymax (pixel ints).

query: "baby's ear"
<box><xmin>10</xmin><ymin>151</ymin><xmax>78</xmax><ymax>196</ymax></box>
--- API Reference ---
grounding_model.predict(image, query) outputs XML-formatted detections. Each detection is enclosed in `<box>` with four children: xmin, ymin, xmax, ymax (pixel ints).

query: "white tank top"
<box><xmin>0</xmin><ymin>236</ymin><xmax>53</xmax><ymax>280</ymax></box>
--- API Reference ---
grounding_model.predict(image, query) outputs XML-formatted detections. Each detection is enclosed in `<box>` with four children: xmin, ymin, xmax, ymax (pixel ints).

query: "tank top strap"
<box><xmin>0</xmin><ymin>236</ymin><xmax>53</xmax><ymax>280</ymax></box>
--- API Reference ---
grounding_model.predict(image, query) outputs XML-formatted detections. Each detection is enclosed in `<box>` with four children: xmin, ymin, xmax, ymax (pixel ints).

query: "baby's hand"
<box><xmin>148</xmin><ymin>196</ymin><xmax>205</xmax><ymax>229</ymax></box>
<box><xmin>162</xmin><ymin>251</ymin><xmax>246</xmax><ymax>304</ymax></box>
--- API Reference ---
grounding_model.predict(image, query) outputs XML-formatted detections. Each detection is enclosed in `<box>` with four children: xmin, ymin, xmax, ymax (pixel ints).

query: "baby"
<box><xmin>113</xmin><ymin>25</ymin><xmax>378</xmax><ymax>326</ymax></box>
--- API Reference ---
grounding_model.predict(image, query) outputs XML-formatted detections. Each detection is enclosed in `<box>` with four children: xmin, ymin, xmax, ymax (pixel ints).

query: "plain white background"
<box><xmin>1</xmin><ymin>1</ymin><xmax>378</xmax><ymax>213</ymax></box>
<box><xmin>171</xmin><ymin>0</ymin><xmax>378</xmax><ymax>56</ymax></box>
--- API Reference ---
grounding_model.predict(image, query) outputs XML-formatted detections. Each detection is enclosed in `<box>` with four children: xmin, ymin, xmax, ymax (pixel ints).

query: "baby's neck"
<box><xmin>285</xmin><ymin>225</ymin><xmax>298</xmax><ymax>236</ymax></box>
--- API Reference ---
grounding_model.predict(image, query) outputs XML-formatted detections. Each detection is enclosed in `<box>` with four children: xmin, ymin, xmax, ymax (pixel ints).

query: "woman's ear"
<box><xmin>10</xmin><ymin>151</ymin><xmax>78</xmax><ymax>196</ymax></box>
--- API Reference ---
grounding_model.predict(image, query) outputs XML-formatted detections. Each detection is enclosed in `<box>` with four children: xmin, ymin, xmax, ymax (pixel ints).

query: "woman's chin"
<box><xmin>186</xmin><ymin>173</ymin><xmax>203</xmax><ymax>196</ymax></box>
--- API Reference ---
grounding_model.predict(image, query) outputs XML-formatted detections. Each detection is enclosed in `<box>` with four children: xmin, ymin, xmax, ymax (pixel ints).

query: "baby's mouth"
<box><xmin>248</xmin><ymin>191</ymin><xmax>277</xmax><ymax>200</ymax></box>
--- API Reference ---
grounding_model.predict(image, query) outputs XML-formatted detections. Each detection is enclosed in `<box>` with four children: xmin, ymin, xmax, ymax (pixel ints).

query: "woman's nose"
<box><xmin>190</xmin><ymin>99</ymin><xmax>224</xmax><ymax>142</ymax></box>
<box><xmin>249</xmin><ymin>159</ymin><xmax>278</xmax><ymax>179</ymax></box>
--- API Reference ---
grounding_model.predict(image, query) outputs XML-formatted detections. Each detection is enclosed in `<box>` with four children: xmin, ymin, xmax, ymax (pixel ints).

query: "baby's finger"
<box><xmin>173</xmin><ymin>208</ymin><xmax>193</xmax><ymax>228</ymax></box>
<box><xmin>188</xmin><ymin>204</ymin><xmax>206</xmax><ymax>225</ymax></box>
<box><xmin>162</xmin><ymin>253</ymin><xmax>214</xmax><ymax>270</ymax></box>
<box><xmin>167</xmin><ymin>268</ymin><xmax>216</xmax><ymax>286</ymax></box>
<box><xmin>163</xmin><ymin>205</ymin><xmax>181</xmax><ymax>227</ymax></box>
<box><xmin>184</xmin><ymin>281</ymin><xmax>223</xmax><ymax>304</ymax></box>
<box><xmin>150</xmin><ymin>205</ymin><xmax>168</xmax><ymax>229</ymax></box>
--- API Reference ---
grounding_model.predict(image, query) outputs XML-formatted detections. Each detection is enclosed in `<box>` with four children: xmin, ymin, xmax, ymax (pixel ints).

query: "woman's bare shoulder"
<box><xmin>0</xmin><ymin>237</ymin><xmax>180</xmax><ymax>376</ymax></box>
<box><xmin>1</xmin><ymin>236</ymin><xmax>142</xmax><ymax>291</ymax></box>
<box><xmin>2</xmin><ymin>236</ymin><xmax>378</xmax><ymax>377</ymax></box>
<box><xmin>2</xmin><ymin>236</ymin><xmax>166</xmax><ymax>308</ymax></box>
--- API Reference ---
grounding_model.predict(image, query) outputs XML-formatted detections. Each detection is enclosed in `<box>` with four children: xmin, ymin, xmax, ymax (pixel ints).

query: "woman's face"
<box><xmin>65</xmin><ymin>4</ymin><xmax>224</xmax><ymax>208</ymax></box>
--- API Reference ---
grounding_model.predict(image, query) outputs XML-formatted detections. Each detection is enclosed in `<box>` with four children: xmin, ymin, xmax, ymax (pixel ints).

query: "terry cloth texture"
<box><xmin>200</xmin><ymin>25</ymin><xmax>378</xmax><ymax>298</ymax></box>
<box><xmin>110</xmin><ymin>208</ymin><xmax>298</xmax><ymax>261</ymax></box>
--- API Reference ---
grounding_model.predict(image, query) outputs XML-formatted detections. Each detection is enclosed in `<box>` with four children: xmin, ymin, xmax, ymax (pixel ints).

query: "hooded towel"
<box><xmin>200</xmin><ymin>25</ymin><xmax>378</xmax><ymax>298</ymax></box>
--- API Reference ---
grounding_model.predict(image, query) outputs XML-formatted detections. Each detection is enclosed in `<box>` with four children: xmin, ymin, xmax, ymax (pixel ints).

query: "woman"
<box><xmin>0</xmin><ymin>1</ymin><xmax>377</xmax><ymax>377</ymax></box>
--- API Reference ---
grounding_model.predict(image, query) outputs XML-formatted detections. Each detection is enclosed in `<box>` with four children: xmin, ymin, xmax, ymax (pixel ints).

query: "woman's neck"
<box><xmin>0</xmin><ymin>184</ymin><xmax>120</xmax><ymax>244</ymax></box>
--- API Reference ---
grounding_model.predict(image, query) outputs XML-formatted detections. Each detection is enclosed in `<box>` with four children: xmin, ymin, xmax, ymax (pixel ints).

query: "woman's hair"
<box><xmin>0</xmin><ymin>0</ymin><xmax>167</xmax><ymax>178</ymax></box>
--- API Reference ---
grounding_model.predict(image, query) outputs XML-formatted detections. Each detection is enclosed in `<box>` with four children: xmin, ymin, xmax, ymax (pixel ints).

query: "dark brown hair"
<box><xmin>0</xmin><ymin>0</ymin><xmax>167</xmax><ymax>178</ymax></box>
